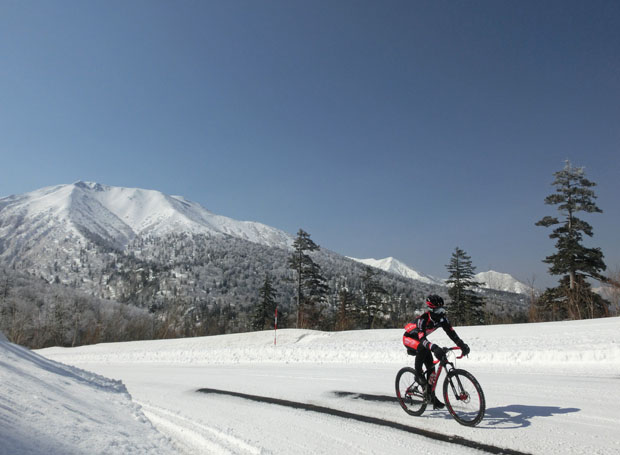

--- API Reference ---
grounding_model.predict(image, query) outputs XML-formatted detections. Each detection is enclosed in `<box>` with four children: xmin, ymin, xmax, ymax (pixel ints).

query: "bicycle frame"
<box><xmin>427</xmin><ymin>347</ymin><xmax>462</xmax><ymax>396</ymax></box>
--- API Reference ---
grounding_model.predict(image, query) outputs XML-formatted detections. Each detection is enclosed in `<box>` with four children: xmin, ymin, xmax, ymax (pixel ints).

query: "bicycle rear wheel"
<box><xmin>442</xmin><ymin>369</ymin><xmax>485</xmax><ymax>426</ymax></box>
<box><xmin>395</xmin><ymin>367</ymin><xmax>427</xmax><ymax>416</ymax></box>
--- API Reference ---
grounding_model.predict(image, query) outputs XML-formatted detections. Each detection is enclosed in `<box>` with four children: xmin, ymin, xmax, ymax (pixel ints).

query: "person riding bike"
<box><xmin>402</xmin><ymin>294</ymin><xmax>470</xmax><ymax>409</ymax></box>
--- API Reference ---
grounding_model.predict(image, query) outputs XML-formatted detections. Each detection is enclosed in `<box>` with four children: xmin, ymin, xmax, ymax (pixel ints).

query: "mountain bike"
<box><xmin>395</xmin><ymin>347</ymin><xmax>485</xmax><ymax>427</ymax></box>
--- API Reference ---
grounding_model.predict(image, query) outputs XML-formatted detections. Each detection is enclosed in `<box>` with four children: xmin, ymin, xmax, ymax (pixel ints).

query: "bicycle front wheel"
<box><xmin>395</xmin><ymin>367</ymin><xmax>427</xmax><ymax>416</ymax></box>
<box><xmin>442</xmin><ymin>369</ymin><xmax>485</xmax><ymax>426</ymax></box>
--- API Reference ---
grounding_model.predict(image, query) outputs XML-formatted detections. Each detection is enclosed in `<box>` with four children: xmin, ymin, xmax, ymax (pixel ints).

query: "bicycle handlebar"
<box><xmin>433</xmin><ymin>346</ymin><xmax>465</xmax><ymax>365</ymax></box>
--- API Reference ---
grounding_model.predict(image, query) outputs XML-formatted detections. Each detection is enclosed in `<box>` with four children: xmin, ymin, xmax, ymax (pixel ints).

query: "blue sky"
<box><xmin>1</xmin><ymin>0</ymin><xmax>619</xmax><ymax>287</ymax></box>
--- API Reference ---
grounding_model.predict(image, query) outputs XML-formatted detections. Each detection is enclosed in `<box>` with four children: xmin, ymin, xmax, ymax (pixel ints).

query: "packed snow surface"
<box><xmin>3</xmin><ymin>317</ymin><xmax>619</xmax><ymax>454</ymax></box>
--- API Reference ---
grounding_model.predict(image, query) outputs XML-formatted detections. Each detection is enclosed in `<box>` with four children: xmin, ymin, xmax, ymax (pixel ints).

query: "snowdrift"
<box><xmin>0</xmin><ymin>333</ymin><xmax>175</xmax><ymax>455</ymax></box>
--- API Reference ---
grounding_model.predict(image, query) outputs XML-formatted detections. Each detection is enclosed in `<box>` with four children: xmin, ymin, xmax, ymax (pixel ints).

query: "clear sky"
<box><xmin>1</xmin><ymin>0</ymin><xmax>619</xmax><ymax>288</ymax></box>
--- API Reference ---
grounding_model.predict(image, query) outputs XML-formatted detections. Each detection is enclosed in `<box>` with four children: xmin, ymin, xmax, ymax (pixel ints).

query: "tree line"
<box><xmin>0</xmin><ymin>268</ymin><xmax>159</xmax><ymax>348</ymax></box>
<box><xmin>250</xmin><ymin>228</ymin><xmax>491</xmax><ymax>332</ymax></box>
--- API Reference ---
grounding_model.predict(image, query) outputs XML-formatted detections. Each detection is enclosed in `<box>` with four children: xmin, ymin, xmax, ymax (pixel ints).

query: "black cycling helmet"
<box><xmin>426</xmin><ymin>294</ymin><xmax>444</xmax><ymax>310</ymax></box>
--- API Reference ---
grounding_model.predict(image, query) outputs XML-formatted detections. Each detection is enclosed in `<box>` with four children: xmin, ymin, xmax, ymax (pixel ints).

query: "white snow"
<box><xmin>0</xmin><ymin>332</ymin><xmax>176</xmax><ymax>455</ymax></box>
<box><xmin>1</xmin><ymin>317</ymin><xmax>617</xmax><ymax>454</ymax></box>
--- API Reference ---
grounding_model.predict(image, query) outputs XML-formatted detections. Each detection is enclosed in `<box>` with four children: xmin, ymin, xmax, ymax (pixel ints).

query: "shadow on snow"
<box><xmin>482</xmin><ymin>404</ymin><xmax>580</xmax><ymax>429</ymax></box>
<box><xmin>330</xmin><ymin>390</ymin><xmax>580</xmax><ymax>429</ymax></box>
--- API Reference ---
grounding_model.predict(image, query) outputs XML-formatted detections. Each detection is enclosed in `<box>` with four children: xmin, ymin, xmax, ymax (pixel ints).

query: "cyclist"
<box><xmin>402</xmin><ymin>294</ymin><xmax>470</xmax><ymax>409</ymax></box>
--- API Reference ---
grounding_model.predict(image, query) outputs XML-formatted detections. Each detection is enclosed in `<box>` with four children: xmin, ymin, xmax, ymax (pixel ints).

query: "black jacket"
<box><xmin>403</xmin><ymin>311</ymin><xmax>463</xmax><ymax>352</ymax></box>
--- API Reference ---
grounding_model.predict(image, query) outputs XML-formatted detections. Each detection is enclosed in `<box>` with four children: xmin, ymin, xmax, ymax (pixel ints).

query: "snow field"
<box><xmin>2</xmin><ymin>317</ymin><xmax>619</xmax><ymax>454</ymax></box>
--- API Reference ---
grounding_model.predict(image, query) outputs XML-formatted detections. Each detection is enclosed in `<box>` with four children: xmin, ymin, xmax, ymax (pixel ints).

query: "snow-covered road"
<box><xmin>38</xmin><ymin>318</ymin><xmax>620</xmax><ymax>455</ymax></box>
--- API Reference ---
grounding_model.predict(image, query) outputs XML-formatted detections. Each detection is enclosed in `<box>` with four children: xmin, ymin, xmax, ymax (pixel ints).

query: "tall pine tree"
<box><xmin>360</xmin><ymin>266</ymin><xmax>388</xmax><ymax>329</ymax></box>
<box><xmin>288</xmin><ymin>229</ymin><xmax>328</xmax><ymax>328</ymax></box>
<box><xmin>535</xmin><ymin>161</ymin><xmax>608</xmax><ymax>319</ymax></box>
<box><xmin>445</xmin><ymin>247</ymin><xmax>485</xmax><ymax>326</ymax></box>
<box><xmin>251</xmin><ymin>274</ymin><xmax>278</xmax><ymax>331</ymax></box>
<box><xmin>335</xmin><ymin>286</ymin><xmax>357</xmax><ymax>331</ymax></box>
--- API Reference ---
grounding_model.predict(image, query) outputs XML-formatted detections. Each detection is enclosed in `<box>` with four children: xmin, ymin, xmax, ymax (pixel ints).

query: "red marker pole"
<box><xmin>274</xmin><ymin>307</ymin><xmax>278</xmax><ymax>346</ymax></box>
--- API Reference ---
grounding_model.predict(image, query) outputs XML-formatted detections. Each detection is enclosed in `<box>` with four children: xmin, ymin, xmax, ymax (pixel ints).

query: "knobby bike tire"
<box><xmin>442</xmin><ymin>368</ymin><xmax>485</xmax><ymax>427</ymax></box>
<box><xmin>395</xmin><ymin>367</ymin><xmax>427</xmax><ymax>416</ymax></box>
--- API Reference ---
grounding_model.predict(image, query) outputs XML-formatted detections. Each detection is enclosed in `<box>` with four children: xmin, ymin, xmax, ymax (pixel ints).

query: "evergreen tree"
<box><xmin>535</xmin><ymin>161</ymin><xmax>608</xmax><ymax>319</ymax></box>
<box><xmin>302</xmin><ymin>259</ymin><xmax>329</xmax><ymax>328</ymax></box>
<box><xmin>251</xmin><ymin>274</ymin><xmax>278</xmax><ymax>331</ymax></box>
<box><xmin>360</xmin><ymin>266</ymin><xmax>388</xmax><ymax>328</ymax></box>
<box><xmin>445</xmin><ymin>247</ymin><xmax>485</xmax><ymax>325</ymax></box>
<box><xmin>287</xmin><ymin>229</ymin><xmax>328</xmax><ymax>328</ymax></box>
<box><xmin>335</xmin><ymin>286</ymin><xmax>357</xmax><ymax>331</ymax></box>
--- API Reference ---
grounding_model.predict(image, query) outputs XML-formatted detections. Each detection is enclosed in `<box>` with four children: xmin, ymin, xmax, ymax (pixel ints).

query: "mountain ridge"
<box><xmin>351</xmin><ymin>256</ymin><xmax>530</xmax><ymax>295</ymax></box>
<box><xmin>0</xmin><ymin>181</ymin><xmax>294</xmax><ymax>253</ymax></box>
<box><xmin>349</xmin><ymin>256</ymin><xmax>445</xmax><ymax>286</ymax></box>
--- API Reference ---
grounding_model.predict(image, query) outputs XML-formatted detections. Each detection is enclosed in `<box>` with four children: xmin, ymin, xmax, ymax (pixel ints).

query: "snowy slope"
<box><xmin>350</xmin><ymin>256</ymin><xmax>444</xmax><ymax>286</ymax></box>
<box><xmin>0</xmin><ymin>332</ymin><xmax>176</xmax><ymax>455</ymax></box>
<box><xmin>0</xmin><ymin>181</ymin><xmax>293</xmax><ymax>251</ymax></box>
<box><xmin>27</xmin><ymin>317</ymin><xmax>620</xmax><ymax>455</ymax></box>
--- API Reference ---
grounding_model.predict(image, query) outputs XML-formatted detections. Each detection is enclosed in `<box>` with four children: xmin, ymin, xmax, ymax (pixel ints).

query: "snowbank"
<box><xmin>0</xmin><ymin>334</ymin><xmax>176</xmax><ymax>455</ymax></box>
<box><xmin>39</xmin><ymin>317</ymin><xmax>620</xmax><ymax>373</ymax></box>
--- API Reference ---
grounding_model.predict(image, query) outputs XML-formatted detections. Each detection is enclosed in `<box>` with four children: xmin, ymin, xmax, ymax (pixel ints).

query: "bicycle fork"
<box><xmin>446</xmin><ymin>373</ymin><xmax>470</xmax><ymax>402</ymax></box>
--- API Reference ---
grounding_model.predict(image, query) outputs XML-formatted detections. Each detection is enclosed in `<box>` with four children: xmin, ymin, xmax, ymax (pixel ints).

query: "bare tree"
<box><xmin>525</xmin><ymin>275</ymin><xmax>542</xmax><ymax>322</ymax></box>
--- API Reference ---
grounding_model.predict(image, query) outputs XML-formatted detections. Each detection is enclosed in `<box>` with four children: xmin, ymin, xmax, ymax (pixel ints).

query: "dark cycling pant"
<box><xmin>414</xmin><ymin>345</ymin><xmax>435</xmax><ymax>383</ymax></box>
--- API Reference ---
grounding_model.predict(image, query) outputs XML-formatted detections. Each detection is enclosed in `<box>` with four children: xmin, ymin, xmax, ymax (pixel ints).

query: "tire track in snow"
<box><xmin>138</xmin><ymin>402</ymin><xmax>262</xmax><ymax>455</ymax></box>
<box><xmin>197</xmin><ymin>388</ymin><xmax>531</xmax><ymax>455</ymax></box>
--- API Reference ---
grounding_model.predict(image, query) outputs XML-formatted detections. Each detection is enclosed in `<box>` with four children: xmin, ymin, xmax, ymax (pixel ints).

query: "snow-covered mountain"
<box><xmin>351</xmin><ymin>257</ymin><xmax>530</xmax><ymax>295</ymax></box>
<box><xmin>2</xmin><ymin>182</ymin><xmax>460</xmax><ymax>315</ymax></box>
<box><xmin>349</xmin><ymin>257</ymin><xmax>444</xmax><ymax>286</ymax></box>
<box><xmin>0</xmin><ymin>182</ymin><xmax>528</xmax><ymax>320</ymax></box>
<box><xmin>474</xmin><ymin>270</ymin><xmax>531</xmax><ymax>295</ymax></box>
<box><xmin>0</xmin><ymin>181</ymin><xmax>293</xmax><ymax>252</ymax></box>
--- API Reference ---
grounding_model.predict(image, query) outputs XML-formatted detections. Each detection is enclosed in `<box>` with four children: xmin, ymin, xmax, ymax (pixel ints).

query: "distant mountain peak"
<box><xmin>351</xmin><ymin>256</ymin><xmax>530</xmax><ymax>295</ymax></box>
<box><xmin>474</xmin><ymin>270</ymin><xmax>531</xmax><ymax>295</ymax></box>
<box><xmin>0</xmin><ymin>182</ymin><xmax>294</xmax><ymax>252</ymax></box>
<box><xmin>74</xmin><ymin>180</ymin><xmax>103</xmax><ymax>191</ymax></box>
<box><xmin>349</xmin><ymin>256</ymin><xmax>444</xmax><ymax>286</ymax></box>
